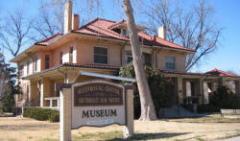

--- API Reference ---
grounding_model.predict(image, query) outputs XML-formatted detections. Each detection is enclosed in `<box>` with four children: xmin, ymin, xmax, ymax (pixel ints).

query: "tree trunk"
<box><xmin>123</xmin><ymin>0</ymin><xmax>157</xmax><ymax>120</ymax></box>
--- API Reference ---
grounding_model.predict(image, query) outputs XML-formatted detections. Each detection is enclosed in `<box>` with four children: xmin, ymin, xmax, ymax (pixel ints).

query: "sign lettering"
<box><xmin>71</xmin><ymin>81</ymin><xmax>126</xmax><ymax>128</ymax></box>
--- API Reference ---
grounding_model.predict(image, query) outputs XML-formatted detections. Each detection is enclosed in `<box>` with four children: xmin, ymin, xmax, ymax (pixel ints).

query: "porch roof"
<box><xmin>160</xmin><ymin>70</ymin><xmax>240</xmax><ymax>79</ymax></box>
<box><xmin>23</xmin><ymin>63</ymin><xmax>119</xmax><ymax>80</ymax></box>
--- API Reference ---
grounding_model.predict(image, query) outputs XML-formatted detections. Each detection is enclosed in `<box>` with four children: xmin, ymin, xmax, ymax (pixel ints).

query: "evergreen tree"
<box><xmin>0</xmin><ymin>51</ymin><xmax>17</xmax><ymax>113</ymax></box>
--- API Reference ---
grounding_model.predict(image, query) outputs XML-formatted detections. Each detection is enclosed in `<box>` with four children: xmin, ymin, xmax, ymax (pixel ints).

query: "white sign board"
<box><xmin>71</xmin><ymin>80</ymin><xmax>126</xmax><ymax>129</ymax></box>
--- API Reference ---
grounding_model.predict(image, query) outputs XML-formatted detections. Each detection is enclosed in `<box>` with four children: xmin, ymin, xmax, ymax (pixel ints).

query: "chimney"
<box><xmin>64</xmin><ymin>0</ymin><xmax>73</xmax><ymax>34</ymax></box>
<box><xmin>157</xmin><ymin>26</ymin><xmax>166</xmax><ymax>39</ymax></box>
<box><xmin>72</xmin><ymin>14</ymin><xmax>80</xmax><ymax>30</ymax></box>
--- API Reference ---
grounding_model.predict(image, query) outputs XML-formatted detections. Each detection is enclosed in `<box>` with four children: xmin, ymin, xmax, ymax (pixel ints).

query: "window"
<box><xmin>27</xmin><ymin>61</ymin><xmax>30</xmax><ymax>75</ymax></box>
<box><xmin>60</xmin><ymin>52</ymin><xmax>63</xmax><ymax>64</ymax></box>
<box><xmin>125</xmin><ymin>51</ymin><xmax>133</xmax><ymax>64</ymax></box>
<box><xmin>19</xmin><ymin>65</ymin><xmax>23</xmax><ymax>77</ymax></box>
<box><xmin>33</xmin><ymin>57</ymin><xmax>38</xmax><ymax>72</ymax></box>
<box><xmin>143</xmin><ymin>53</ymin><xmax>151</xmax><ymax>66</ymax></box>
<box><xmin>45</xmin><ymin>55</ymin><xmax>50</xmax><ymax>69</ymax></box>
<box><xmin>69</xmin><ymin>47</ymin><xmax>73</xmax><ymax>63</ymax></box>
<box><xmin>165</xmin><ymin>56</ymin><xmax>176</xmax><ymax>70</ymax></box>
<box><xmin>121</xmin><ymin>28</ymin><xmax>128</xmax><ymax>36</ymax></box>
<box><xmin>94</xmin><ymin>47</ymin><xmax>108</xmax><ymax>64</ymax></box>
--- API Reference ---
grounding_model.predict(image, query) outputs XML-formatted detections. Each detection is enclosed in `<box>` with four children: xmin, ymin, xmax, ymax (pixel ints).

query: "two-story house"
<box><xmin>11</xmin><ymin>1</ymin><xmax>240</xmax><ymax>109</ymax></box>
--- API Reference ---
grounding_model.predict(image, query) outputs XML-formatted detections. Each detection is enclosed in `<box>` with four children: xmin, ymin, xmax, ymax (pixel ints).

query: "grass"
<box><xmin>1</xmin><ymin>116</ymin><xmax>240</xmax><ymax>141</ymax></box>
<box><xmin>73</xmin><ymin>131</ymin><xmax>123</xmax><ymax>141</ymax></box>
<box><xmin>170</xmin><ymin>115</ymin><xmax>240</xmax><ymax>123</ymax></box>
<box><xmin>73</xmin><ymin>131</ymin><xmax>189</xmax><ymax>141</ymax></box>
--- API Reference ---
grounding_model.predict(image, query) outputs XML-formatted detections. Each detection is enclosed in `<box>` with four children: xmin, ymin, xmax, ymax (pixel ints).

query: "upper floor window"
<box><xmin>165</xmin><ymin>56</ymin><xmax>176</xmax><ymax>70</ymax></box>
<box><xmin>125</xmin><ymin>51</ymin><xmax>133</xmax><ymax>64</ymax></box>
<box><xmin>143</xmin><ymin>53</ymin><xmax>152</xmax><ymax>66</ymax></box>
<box><xmin>45</xmin><ymin>55</ymin><xmax>50</xmax><ymax>69</ymax></box>
<box><xmin>19</xmin><ymin>65</ymin><xmax>23</xmax><ymax>77</ymax></box>
<box><xmin>60</xmin><ymin>52</ymin><xmax>63</xmax><ymax>64</ymax></box>
<box><xmin>94</xmin><ymin>47</ymin><xmax>108</xmax><ymax>64</ymax></box>
<box><xmin>33</xmin><ymin>57</ymin><xmax>38</xmax><ymax>72</ymax></box>
<box><xmin>27</xmin><ymin>61</ymin><xmax>30</xmax><ymax>75</ymax></box>
<box><xmin>69</xmin><ymin>47</ymin><xmax>73</xmax><ymax>63</ymax></box>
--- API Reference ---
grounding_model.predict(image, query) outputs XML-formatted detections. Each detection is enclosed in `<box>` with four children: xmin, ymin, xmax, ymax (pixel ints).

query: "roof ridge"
<box><xmin>90</xmin><ymin>24</ymin><xmax>122</xmax><ymax>36</ymax></box>
<box><xmin>78</xmin><ymin>18</ymin><xmax>117</xmax><ymax>30</ymax></box>
<box><xmin>206</xmin><ymin>68</ymin><xmax>236</xmax><ymax>76</ymax></box>
<box><xmin>35</xmin><ymin>33</ymin><xmax>63</xmax><ymax>45</ymax></box>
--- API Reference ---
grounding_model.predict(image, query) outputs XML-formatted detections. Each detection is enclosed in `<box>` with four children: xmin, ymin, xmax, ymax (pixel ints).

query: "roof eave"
<box><xmin>153</xmin><ymin>45</ymin><xmax>195</xmax><ymax>53</ymax></box>
<box><xmin>10</xmin><ymin>44</ymin><xmax>46</xmax><ymax>63</ymax></box>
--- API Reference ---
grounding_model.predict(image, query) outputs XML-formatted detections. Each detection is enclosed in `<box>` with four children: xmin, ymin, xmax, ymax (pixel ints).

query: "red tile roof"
<box><xmin>34</xmin><ymin>18</ymin><xmax>195</xmax><ymax>52</ymax></box>
<box><xmin>36</xmin><ymin>33</ymin><xmax>63</xmax><ymax>46</ymax></box>
<box><xmin>205</xmin><ymin>68</ymin><xmax>237</xmax><ymax>77</ymax></box>
<box><xmin>76</xmin><ymin>18</ymin><xmax>194</xmax><ymax>52</ymax></box>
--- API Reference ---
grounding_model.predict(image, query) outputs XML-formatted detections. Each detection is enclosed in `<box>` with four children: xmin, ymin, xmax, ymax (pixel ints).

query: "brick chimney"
<box><xmin>64</xmin><ymin>0</ymin><xmax>73</xmax><ymax>34</ymax></box>
<box><xmin>72</xmin><ymin>14</ymin><xmax>80</xmax><ymax>30</ymax></box>
<box><xmin>158</xmin><ymin>26</ymin><xmax>166</xmax><ymax>39</ymax></box>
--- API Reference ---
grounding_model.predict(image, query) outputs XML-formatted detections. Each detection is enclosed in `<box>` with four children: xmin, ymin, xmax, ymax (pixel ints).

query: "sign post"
<box><xmin>59</xmin><ymin>80</ymin><xmax>134</xmax><ymax>141</ymax></box>
<box><xmin>60</xmin><ymin>87</ymin><xmax>72</xmax><ymax>141</ymax></box>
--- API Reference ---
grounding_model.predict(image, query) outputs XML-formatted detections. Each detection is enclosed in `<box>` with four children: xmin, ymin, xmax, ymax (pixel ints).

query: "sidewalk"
<box><xmin>220</xmin><ymin>136</ymin><xmax>240</xmax><ymax>141</ymax></box>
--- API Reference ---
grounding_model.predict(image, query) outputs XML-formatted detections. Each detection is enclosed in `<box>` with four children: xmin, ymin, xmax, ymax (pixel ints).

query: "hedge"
<box><xmin>23</xmin><ymin>107</ymin><xmax>59</xmax><ymax>122</ymax></box>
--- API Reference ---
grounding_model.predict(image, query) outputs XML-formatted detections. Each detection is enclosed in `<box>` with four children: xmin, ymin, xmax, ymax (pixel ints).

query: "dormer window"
<box><xmin>120</xmin><ymin>28</ymin><xmax>128</xmax><ymax>36</ymax></box>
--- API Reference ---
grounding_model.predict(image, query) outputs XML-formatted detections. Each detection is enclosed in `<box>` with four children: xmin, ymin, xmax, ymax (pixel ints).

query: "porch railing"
<box><xmin>44</xmin><ymin>97</ymin><xmax>60</xmax><ymax>110</ymax></box>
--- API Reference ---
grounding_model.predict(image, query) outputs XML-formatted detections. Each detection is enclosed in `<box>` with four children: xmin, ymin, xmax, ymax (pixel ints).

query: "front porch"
<box><xmin>162</xmin><ymin>70</ymin><xmax>240</xmax><ymax>106</ymax></box>
<box><xmin>22</xmin><ymin>65</ymin><xmax>240</xmax><ymax>110</ymax></box>
<box><xmin>23</xmin><ymin>64</ymin><xmax>119</xmax><ymax>109</ymax></box>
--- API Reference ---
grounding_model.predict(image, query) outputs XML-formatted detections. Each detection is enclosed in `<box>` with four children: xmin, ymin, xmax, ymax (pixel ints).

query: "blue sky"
<box><xmin>0</xmin><ymin>0</ymin><xmax>239</xmax><ymax>73</ymax></box>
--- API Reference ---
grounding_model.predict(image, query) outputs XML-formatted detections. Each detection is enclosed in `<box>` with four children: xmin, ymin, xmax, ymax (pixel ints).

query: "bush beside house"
<box><xmin>197</xmin><ymin>86</ymin><xmax>240</xmax><ymax>113</ymax></box>
<box><xmin>120</xmin><ymin>65</ymin><xmax>176</xmax><ymax>118</ymax></box>
<box><xmin>23</xmin><ymin>107</ymin><xmax>59</xmax><ymax>122</ymax></box>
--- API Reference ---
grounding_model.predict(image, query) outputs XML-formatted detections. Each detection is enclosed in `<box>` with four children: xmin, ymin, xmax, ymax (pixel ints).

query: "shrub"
<box><xmin>24</xmin><ymin>107</ymin><xmax>59</xmax><ymax>122</ymax></box>
<box><xmin>210</xmin><ymin>86</ymin><xmax>240</xmax><ymax>109</ymax></box>
<box><xmin>197</xmin><ymin>104</ymin><xmax>220</xmax><ymax>113</ymax></box>
<box><xmin>119</xmin><ymin>65</ymin><xmax>176</xmax><ymax>118</ymax></box>
<box><xmin>49</xmin><ymin>110</ymin><xmax>59</xmax><ymax>122</ymax></box>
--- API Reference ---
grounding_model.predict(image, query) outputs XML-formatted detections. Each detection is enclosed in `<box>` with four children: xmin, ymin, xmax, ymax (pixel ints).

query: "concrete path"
<box><xmin>220</xmin><ymin>136</ymin><xmax>240</xmax><ymax>141</ymax></box>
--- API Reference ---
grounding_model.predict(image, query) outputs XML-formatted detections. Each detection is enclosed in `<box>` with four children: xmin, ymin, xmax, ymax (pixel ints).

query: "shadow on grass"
<box><xmin>106</xmin><ymin>132</ymin><xmax>189</xmax><ymax>141</ymax></box>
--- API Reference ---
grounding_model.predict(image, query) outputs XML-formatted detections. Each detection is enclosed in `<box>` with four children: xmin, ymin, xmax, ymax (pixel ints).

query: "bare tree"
<box><xmin>0</xmin><ymin>52</ymin><xmax>6</xmax><ymax>98</ymax></box>
<box><xmin>123</xmin><ymin>0</ymin><xmax>157</xmax><ymax>120</ymax></box>
<box><xmin>0</xmin><ymin>10</ymin><xmax>31</xmax><ymax>57</ymax></box>
<box><xmin>145</xmin><ymin>0</ymin><xmax>221</xmax><ymax>71</ymax></box>
<box><xmin>31</xmin><ymin>0</ymin><xmax>65</xmax><ymax>41</ymax></box>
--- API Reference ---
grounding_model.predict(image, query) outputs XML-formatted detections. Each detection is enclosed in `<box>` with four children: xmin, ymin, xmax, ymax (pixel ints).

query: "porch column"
<box><xmin>152</xmin><ymin>49</ymin><xmax>158</xmax><ymax>69</ymax></box>
<box><xmin>40</xmin><ymin>79</ymin><xmax>44</xmax><ymax>107</ymax></box>
<box><xmin>203</xmin><ymin>81</ymin><xmax>209</xmax><ymax>104</ymax></box>
<box><xmin>186</xmin><ymin>81</ymin><xmax>191</xmax><ymax>97</ymax></box>
<box><xmin>198</xmin><ymin>79</ymin><xmax>204</xmax><ymax>105</ymax></box>
<box><xmin>29</xmin><ymin>81</ymin><xmax>36</xmax><ymax>106</ymax></box>
<box><xmin>40</xmin><ymin>78</ymin><xmax>51</xmax><ymax>107</ymax></box>
<box><xmin>236</xmin><ymin>80</ymin><xmax>240</xmax><ymax>95</ymax></box>
<box><xmin>64</xmin><ymin>72</ymin><xmax>79</xmax><ymax>84</ymax></box>
<box><xmin>177</xmin><ymin>77</ymin><xmax>184</xmax><ymax>104</ymax></box>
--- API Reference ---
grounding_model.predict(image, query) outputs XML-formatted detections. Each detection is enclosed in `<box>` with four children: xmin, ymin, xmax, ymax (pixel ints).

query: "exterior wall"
<box><xmin>157</xmin><ymin>50</ymin><xmax>186</xmax><ymax>72</ymax></box>
<box><xmin>19</xmin><ymin>53</ymin><xmax>41</xmax><ymax>77</ymax></box>
<box><xmin>16</xmin><ymin>37</ymin><xmax>190</xmax><ymax>107</ymax></box>
<box><xmin>51</xmin><ymin>39</ymin><xmax>122</xmax><ymax>67</ymax></box>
